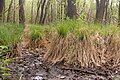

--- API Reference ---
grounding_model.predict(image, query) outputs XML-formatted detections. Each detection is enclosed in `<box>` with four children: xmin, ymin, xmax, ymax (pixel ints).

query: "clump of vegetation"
<box><xmin>30</xmin><ymin>25</ymin><xmax>43</xmax><ymax>40</ymax></box>
<box><xmin>0</xmin><ymin>23</ymin><xmax>23</xmax><ymax>46</ymax></box>
<box><xmin>19</xmin><ymin>20</ymin><xmax>120</xmax><ymax>68</ymax></box>
<box><xmin>43</xmin><ymin>20</ymin><xmax>120</xmax><ymax>68</ymax></box>
<box><xmin>57</xmin><ymin>24</ymin><xmax>70</xmax><ymax>37</ymax></box>
<box><xmin>30</xmin><ymin>25</ymin><xmax>54</xmax><ymax>40</ymax></box>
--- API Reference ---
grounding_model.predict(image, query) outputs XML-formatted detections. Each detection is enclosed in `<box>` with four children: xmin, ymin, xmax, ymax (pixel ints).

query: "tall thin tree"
<box><xmin>13</xmin><ymin>0</ymin><xmax>16</xmax><ymax>23</ymax></box>
<box><xmin>42</xmin><ymin>0</ymin><xmax>50</xmax><ymax>24</ymax></box>
<box><xmin>7</xmin><ymin>0</ymin><xmax>13</xmax><ymax>22</ymax></box>
<box><xmin>95</xmin><ymin>0</ymin><xmax>107</xmax><ymax>23</ymax></box>
<box><xmin>0</xmin><ymin>0</ymin><xmax>5</xmax><ymax>21</ymax></box>
<box><xmin>67</xmin><ymin>0</ymin><xmax>77</xmax><ymax>19</ymax></box>
<box><xmin>31</xmin><ymin>0</ymin><xmax>34</xmax><ymax>23</ymax></box>
<box><xmin>19</xmin><ymin>0</ymin><xmax>25</xmax><ymax>25</ymax></box>
<box><xmin>118</xmin><ymin>1</ymin><xmax>120</xmax><ymax>26</ymax></box>
<box><xmin>39</xmin><ymin>0</ymin><xmax>47</xmax><ymax>24</ymax></box>
<box><xmin>35</xmin><ymin>0</ymin><xmax>41</xmax><ymax>24</ymax></box>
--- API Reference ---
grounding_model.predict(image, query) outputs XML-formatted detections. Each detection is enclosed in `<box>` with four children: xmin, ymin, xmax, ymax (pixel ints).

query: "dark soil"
<box><xmin>7</xmin><ymin>48</ymin><xmax>120</xmax><ymax>80</ymax></box>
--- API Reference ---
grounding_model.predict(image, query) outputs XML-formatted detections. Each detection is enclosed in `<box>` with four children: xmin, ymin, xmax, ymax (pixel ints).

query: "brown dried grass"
<box><xmin>44</xmin><ymin>33</ymin><xmax>120</xmax><ymax>68</ymax></box>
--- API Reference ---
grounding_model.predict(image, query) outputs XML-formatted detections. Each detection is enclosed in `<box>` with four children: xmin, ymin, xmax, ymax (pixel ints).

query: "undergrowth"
<box><xmin>29</xmin><ymin>24</ymin><xmax>55</xmax><ymax>40</ymax></box>
<box><xmin>31</xmin><ymin>19</ymin><xmax>120</xmax><ymax>68</ymax></box>
<box><xmin>0</xmin><ymin>23</ymin><xmax>23</xmax><ymax>46</ymax></box>
<box><xmin>29</xmin><ymin>19</ymin><xmax>120</xmax><ymax>41</ymax></box>
<box><xmin>0</xmin><ymin>20</ymin><xmax>119</xmax><ymax>68</ymax></box>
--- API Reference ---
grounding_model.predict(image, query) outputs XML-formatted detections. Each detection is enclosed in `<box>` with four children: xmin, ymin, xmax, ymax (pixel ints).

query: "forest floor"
<box><xmin>8</xmin><ymin>48</ymin><xmax>120</xmax><ymax>80</ymax></box>
<box><xmin>1</xmin><ymin>23</ymin><xmax>119</xmax><ymax>80</ymax></box>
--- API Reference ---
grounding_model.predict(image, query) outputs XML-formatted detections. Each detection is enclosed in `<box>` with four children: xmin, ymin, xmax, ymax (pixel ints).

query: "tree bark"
<box><xmin>67</xmin><ymin>0</ymin><xmax>77</xmax><ymax>19</ymax></box>
<box><xmin>104</xmin><ymin>0</ymin><xmax>109</xmax><ymax>24</ymax></box>
<box><xmin>7</xmin><ymin>0</ymin><xmax>13</xmax><ymax>23</ymax></box>
<box><xmin>31</xmin><ymin>0</ymin><xmax>34</xmax><ymax>23</ymax></box>
<box><xmin>0</xmin><ymin>0</ymin><xmax>5</xmax><ymax>21</ymax></box>
<box><xmin>39</xmin><ymin>0</ymin><xmax>47</xmax><ymax>24</ymax></box>
<box><xmin>118</xmin><ymin>1</ymin><xmax>120</xmax><ymax>26</ymax></box>
<box><xmin>2</xmin><ymin>0</ymin><xmax>5</xmax><ymax>22</ymax></box>
<box><xmin>42</xmin><ymin>0</ymin><xmax>50</xmax><ymax>24</ymax></box>
<box><xmin>95</xmin><ymin>0</ymin><xmax>107</xmax><ymax>23</ymax></box>
<box><xmin>35</xmin><ymin>0</ymin><xmax>41</xmax><ymax>24</ymax></box>
<box><xmin>19</xmin><ymin>0</ymin><xmax>25</xmax><ymax>25</ymax></box>
<box><xmin>13</xmin><ymin>0</ymin><xmax>16</xmax><ymax>23</ymax></box>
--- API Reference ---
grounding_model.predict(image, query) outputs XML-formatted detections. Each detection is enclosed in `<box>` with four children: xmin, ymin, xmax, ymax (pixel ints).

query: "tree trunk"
<box><xmin>67</xmin><ymin>0</ymin><xmax>77</xmax><ymax>19</ymax></box>
<box><xmin>118</xmin><ymin>1</ymin><xmax>120</xmax><ymax>26</ymax></box>
<box><xmin>95</xmin><ymin>0</ymin><xmax>107</xmax><ymax>23</ymax></box>
<box><xmin>104</xmin><ymin>0</ymin><xmax>109</xmax><ymax>24</ymax></box>
<box><xmin>31</xmin><ymin>0</ymin><xmax>34</xmax><ymax>23</ymax></box>
<box><xmin>0</xmin><ymin>0</ymin><xmax>5</xmax><ymax>21</ymax></box>
<box><xmin>7</xmin><ymin>0</ymin><xmax>13</xmax><ymax>23</ymax></box>
<box><xmin>35</xmin><ymin>0</ymin><xmax>41</xmax><ymax>24</ymax></box>
<box><xmin>39</xmin><ymin>0</ymin><xmax>47</xmax><ymax>24</ymax></box>
<box><xmin>19</xmin><ymin>0</ymin><xmax>25</xmax><ymax>25</ymax></box>
<box><xmin>42</xmin><ymin>0</ymin><xmax>50</xmax><ymax>24</ymax></box>
<box><xmin>13</xmin><ymin>0</ymin><xmax>16</xmax><ymax>23</ymax></box>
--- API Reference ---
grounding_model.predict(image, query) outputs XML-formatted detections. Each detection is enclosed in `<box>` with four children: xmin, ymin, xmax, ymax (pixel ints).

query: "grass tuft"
<box><xmin>0</xmin><ymin>23</ymin><xmax>23</xmax><ymax>46</ymax></box>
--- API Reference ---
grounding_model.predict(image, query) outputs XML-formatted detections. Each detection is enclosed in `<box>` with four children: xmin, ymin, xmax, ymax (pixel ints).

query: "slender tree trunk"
<box><xmin>13</xmin><ymin>0</ymin><xmax>16</xmax><ymax>23</ymax></box>
<box><xmin>50</xmin><ymin>4</ymin><xmax>53</xmax><ymax>22</ymax></box>
<box><xmin>95</xmin><ymin>0</ymin><xmax>107</xmax><ymax>23</ymax></box>
<box><xmin>109</xmin><ymin>1</ymin><xmax>113</xmax><ymax>24</ymax></box>
<box><xmin>2</xmin><ymin>0</ymin><xmax>5</xmax><ymax>22</ymax></box>
<box><xmin>0</xmin><ymin>0</ymin><xmax>5</xmax><ymax>21</ymax></box>
<box><xmin>118</xmin><ymin>1</ymin><xmax>120</xmax><ymax>26</ymax></box>
<box><xmin>67</xmin><ymin>0</ymin><xmax>77</xmax><ymax>19</ymax></box>
<box><xmin>31</xmin><ymin>0</ymin><xmax>34</xmax><ymax>23</ymax></box>
<box><xmin>39</xmin><ymin>0</ymin><xmax>46</xmax><ymax>24</ymax></box>
<box><xmin>7</xmin><ymin>0</ymin><xmax>13</xmax><ymax>23</ymax></box>
<box><xmin>80</xmin><ymin>1</ymin><xmax>86</xmax><ymax>15</ymax></box>
<box><xmin>19</xmin><ymin>0</ymin><xmax>25</xmax><ymax>25</ymax></box>
<box><xmin>35</xmin><ymin>0</ymin><xmax>41</xmax><ymax>24</ymax></box>
<box><xmin>86</xmin><ymin>0</ymin><xmax>93</xmax><ymax>22</ymax></box>
<box><xmin>104</xmin><ymin>0</ymin><xmax>109</xmax><ymax>24</ymax></box>
<box><xmin>42</xmin><ymin>0</ymin><xmax>50</xmax><ymax>24</ymax></box>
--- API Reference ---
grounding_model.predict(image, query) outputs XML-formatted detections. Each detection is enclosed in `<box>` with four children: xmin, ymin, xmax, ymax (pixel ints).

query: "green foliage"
<box><xmin>31</xmin><ymin>30</ymin><xmax>42</xmax><ymax>40</ymax></box>
<box><xmin>57</xmin><ymin>24</ymin><xmax>70</xmax><ymax>37</ymax></box>
<box><xmin>29</xmin><ymin>20</ymin><xmax>120</xmax><ymax>40</ymax></box>
<box><xmin>30</xmin><ymin>25</ymin><xmax>44</xmax><ymax>40</ymax></box>
<box><xmin>87</xmin><ymin>23</ymin><xmax>120</xmax><ymax>36</ymax></box>
<box><xmin>30</xmin><ymin>24</ymin><xmax>55</xmax><ymax>40</ymax></box>
<box><xmin>76</xmin><ymin>31</ymin><xmax>84</xmax><ymax>41</ymax></box>
<box><xmin>0</xmin><ymin>23</ymin><xmax>23</xmax><ymax>46</ymax></box>
<box><xmin>0</xmin><ymin>46</ymin><xmax>12</xmax><ymax>79</ymax></box>
<box><xmin>55</xmin><ymin>19</ymin><xmax>81</xmax><ymax>37</ymax></box>
<box><xmin>75</xmin><ymin>28</ymin><xmax>89</xmax><ymax>41</ymax></box>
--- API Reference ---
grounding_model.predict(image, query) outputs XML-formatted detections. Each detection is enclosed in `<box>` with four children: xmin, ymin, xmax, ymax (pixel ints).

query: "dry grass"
<box><xmin>44</xmin><ymin>32</ymin><xmax>120</xmax><ymax>68</ymax></box>
<box><xmin>15</xmin><ymin>20</ymin><xmax>120</xmax><ymax>68</ymax></box>
<box><xmin>16</xmin><ymin>25</ymin><xmax>51</xmax><ymax>55</ymax></box>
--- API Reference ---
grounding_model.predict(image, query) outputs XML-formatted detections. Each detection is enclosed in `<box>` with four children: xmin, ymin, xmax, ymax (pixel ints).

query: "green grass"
<box><xmin>1</xmin><ymin>20</ymin><xmax>118</xmax><ymax>47</ymax></box>
<box><xmin>30</xmin><ymin>24</ymin><xmax>55</xmax><ymax>40</ymax></box>
<box><xmin>29</xmin><ymin>19</ymin><xmax>120</xmax><ymax>40</ymax></box>
<box><xmin>0</xmin><ymin>23</ymin><xmax>23</xmax><ymax>46</ymax></box>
